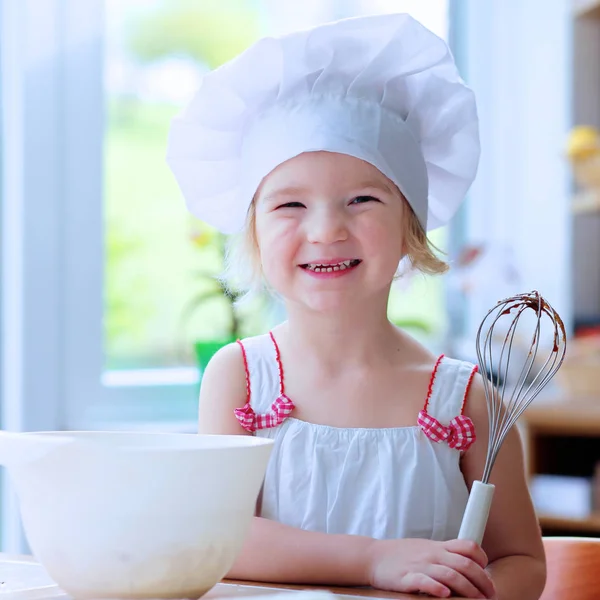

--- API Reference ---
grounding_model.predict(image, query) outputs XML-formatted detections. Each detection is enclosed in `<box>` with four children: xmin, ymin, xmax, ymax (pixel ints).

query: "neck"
<box><xmin>279</xmin><ymin>296</ymin><xmax>401</xmax><ymax>367</ymax></box>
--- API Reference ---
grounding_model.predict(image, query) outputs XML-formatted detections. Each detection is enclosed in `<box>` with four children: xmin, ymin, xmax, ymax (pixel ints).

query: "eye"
<box><xmin>277</xmin><ymin>201</ymin><xmax>306</xmax><ymax>209</ymax></box>
<box><xmin>351</xmin><ymin>195</ymin><xmax>380</xmax><ymax>204</ymax></box>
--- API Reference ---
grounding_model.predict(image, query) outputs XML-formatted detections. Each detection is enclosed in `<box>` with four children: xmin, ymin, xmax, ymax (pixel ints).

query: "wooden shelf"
<box><xmin>522</xmin><ymin>396</ymin><xmax>600</xmax><ymax>536</ymax></box>
<box><xmin>573</xmin><ymin>0</ymin><xmax>600</xmax><ymax>18</ymax></box>
<box><xmin>522</xmin><ymin>396</ymin><xmax>600</xmax><ymax>436</ymax></box>
<box><xmin>539</xmin><ymin>513</ymin><xmax>600</xmax><ymax>533</ymax></box>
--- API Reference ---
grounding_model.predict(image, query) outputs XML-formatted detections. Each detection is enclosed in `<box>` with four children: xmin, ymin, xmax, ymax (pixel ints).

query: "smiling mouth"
<box><xmin>299</xmin><ymin>259</ymin><xmax>362</xmax><ymax>273</ymax></box>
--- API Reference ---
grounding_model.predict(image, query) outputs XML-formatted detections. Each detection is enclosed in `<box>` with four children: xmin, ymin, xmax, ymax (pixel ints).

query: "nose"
<box><xmin>305</xmin><ymin>206</ymin><xmax>348</xmax><ymax>244</ymax></box>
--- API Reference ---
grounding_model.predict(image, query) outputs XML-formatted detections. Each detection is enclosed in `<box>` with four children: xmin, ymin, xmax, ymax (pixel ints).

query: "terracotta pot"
<box><xmin>541</xmin><ymin>536</ymin><xmax>600</xmax><ymax>600</ymax></box>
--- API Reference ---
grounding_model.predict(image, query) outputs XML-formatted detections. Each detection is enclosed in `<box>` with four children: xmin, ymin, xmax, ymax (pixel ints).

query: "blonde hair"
<box><xmin>401</xmin><ymin>204</ymin><xmax>449</xmax><ymax>276</ymax></box>
<box><xmin>222</xmin><ymin>195</ymin><xmax>448</xmax><ymax>302</ymax></box>
<box><xmin>221</xmin><ymin>200</ymin><xmax>264</xmax><ymax>302</ymax></box>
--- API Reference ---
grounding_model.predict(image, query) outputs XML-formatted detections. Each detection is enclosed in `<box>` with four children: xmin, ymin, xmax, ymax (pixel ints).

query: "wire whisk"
<box><xmin>477</xmin><ymin>290</ymin><xmax>567</xmax><ymax>483</ymax></box>
<box><xmin>458</xmin><ymin>290</ymin><xmax>567</xmax><ymax>544</ymax></box>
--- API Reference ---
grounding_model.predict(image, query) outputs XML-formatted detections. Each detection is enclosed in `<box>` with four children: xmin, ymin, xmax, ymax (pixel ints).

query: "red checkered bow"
<box><xmin>417</xmin><ymin>410</ymin><xmax>476</xmax><ymax>451</ymax></box>
<box><xmin>234</xmin><ymin>394</ymin><xmax>295</xmax><ymax>433</ymax></box>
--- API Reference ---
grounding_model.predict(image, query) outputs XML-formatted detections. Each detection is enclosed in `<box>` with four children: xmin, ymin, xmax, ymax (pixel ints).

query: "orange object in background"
<box><xmin>541</xmin><ymin>537</ymin><xmax>600</xmax><ymax>600</ymax></box>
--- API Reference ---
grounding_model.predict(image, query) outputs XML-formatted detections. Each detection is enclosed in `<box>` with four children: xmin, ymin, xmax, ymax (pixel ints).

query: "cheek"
<box><xmin>256</xmin><ymin>216</ymin><xmax>300</xmax><ymax>275</ymax></box>
<box><xmin>359</xmin><ymin>214</ymin><xmax>405</xmax><ymax>260</ymax></box>
<box><xmin>257</xmin><ymin>215</ymin><xmax>298</xmax><ymax>251</ymax></box>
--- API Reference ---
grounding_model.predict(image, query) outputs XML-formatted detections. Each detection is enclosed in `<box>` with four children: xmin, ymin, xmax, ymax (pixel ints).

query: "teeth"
<box><xmin>304</xmin><ymin>260</ymin><xmax>358</xmax><ymax>272</ymax></box>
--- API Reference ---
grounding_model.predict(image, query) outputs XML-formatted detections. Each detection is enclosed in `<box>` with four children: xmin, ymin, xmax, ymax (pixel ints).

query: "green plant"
<box><xmin>390</xmin><ymin>317</ymin><xmax>433</xmax><ymax>334</ymax></box>
<box><xmin>180</xmin><ymin>222</ymin><xmax>242</xmax><ymax>341</ymax></box>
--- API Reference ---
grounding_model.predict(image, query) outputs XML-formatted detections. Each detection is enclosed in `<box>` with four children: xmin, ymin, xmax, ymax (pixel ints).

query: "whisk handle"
<box><xmin>458</xmin><ymin>480</ymin><xmax>495</xmax><ymax>545</ymax></box>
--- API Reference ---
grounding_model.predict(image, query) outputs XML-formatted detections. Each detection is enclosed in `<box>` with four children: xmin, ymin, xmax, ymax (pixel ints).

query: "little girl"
<box><xmin>167</xmin><ymin>13</ymin><xmax>545</xmax><ymax>600</ymax></box>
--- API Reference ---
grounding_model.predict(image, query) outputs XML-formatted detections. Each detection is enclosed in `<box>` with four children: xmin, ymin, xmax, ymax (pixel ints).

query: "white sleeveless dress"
<box><xmin>233</xmin><ymin>332</ymin><xmax>478</xmax><ymax>541</ymax></box>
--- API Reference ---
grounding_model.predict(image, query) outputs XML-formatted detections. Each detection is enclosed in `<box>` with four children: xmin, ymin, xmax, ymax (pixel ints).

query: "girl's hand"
<box><xmin>366</xmin><ymin>538</ymin><xmax>497</xmax><ymax>598</ymax></box>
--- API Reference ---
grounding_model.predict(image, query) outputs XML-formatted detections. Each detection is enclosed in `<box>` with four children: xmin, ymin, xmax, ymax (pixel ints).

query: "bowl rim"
<box><xmin>20</xmin><ymin>431</ymin><xmax>274</xmax><ymax>452</ymax></box>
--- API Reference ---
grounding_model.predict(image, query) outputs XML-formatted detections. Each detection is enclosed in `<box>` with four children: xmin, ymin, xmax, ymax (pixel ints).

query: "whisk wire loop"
<box><xmin>475</xmin><ymin>291</ymin><xmax>566</xmax><ymax>484</ymax></box>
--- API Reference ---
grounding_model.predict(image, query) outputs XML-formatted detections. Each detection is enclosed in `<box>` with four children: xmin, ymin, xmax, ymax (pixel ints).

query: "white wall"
<box><xmin>455</xmin><ymin>0</ymin><xmax>573</xmax><ymax>344</ymax></box>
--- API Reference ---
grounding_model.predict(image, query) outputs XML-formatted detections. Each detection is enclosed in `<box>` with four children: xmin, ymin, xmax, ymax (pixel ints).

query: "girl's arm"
<box><xmin>197</xmin><ymin>344</ymin><xmax>496</xmax><ymax>598</ymax></box>
<box><xmin>461</xmin><ymin>375</ymin><xmax>546</xmax><ymax>600</ymax></box>
<box><xmin>197</xmin><ymin>343</ymin><xmax>372</xmax><ymax>586</ymax></box>
<box><xmin>230</xmin><ymin>516</ymin><xmax>375</xmax><ymax>585</ymax></box>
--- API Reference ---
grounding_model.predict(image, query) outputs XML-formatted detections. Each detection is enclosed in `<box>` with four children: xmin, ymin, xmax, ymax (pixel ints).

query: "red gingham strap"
<box><xmin>236</xmin><ymin>339</ymin><xmax>251</xmax><ymax>404</ymax></box>
<box><xmin>423</xmin><ymin>354</ymin><xmax>445</xmax><ymax>412</ymax></box>
<box><xmin>234</xmin><ymin>394</ymin><xmax>295</xmax><ymax>433</ymax></box>
<box><xmin>460</xmin><ymin>364</ymin><xmax>479</xmax><ymax>414</ymax></box>
<box><xmin>233</xmin><ymin>402</ymin><xmax>255</xmax><ymax>432</ymax></box>
<box><xmin>234</xmin><ymin>332</ymin><xmax>294</xmax><ymax>432</ymax></box>
<box><xmin>269</xmin><ymin>331</ymin><xmax>285</xmax><ymax>396</ymax></box>
<box><xmin>417</xmin><ymin>409</ymin><xmax>476</xmax><ymax>451</ymax></box>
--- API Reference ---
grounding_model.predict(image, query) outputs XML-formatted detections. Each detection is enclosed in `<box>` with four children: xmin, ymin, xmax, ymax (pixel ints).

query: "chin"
<box><xmin>269</xmin><ymin>270</ymin><xmax>393</xmax><ymax>313</ymax></box>
<box><xmin>290</xmin><ymin>286</ymin><xmax>376</xmax><ymax>314</ymax></box>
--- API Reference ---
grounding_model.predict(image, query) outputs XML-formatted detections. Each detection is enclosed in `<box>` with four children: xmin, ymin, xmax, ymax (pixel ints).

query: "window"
<box><xmin>100</xmin><ymin>0</ymin><xmax>451</xmax><ymax>416</ymax></box>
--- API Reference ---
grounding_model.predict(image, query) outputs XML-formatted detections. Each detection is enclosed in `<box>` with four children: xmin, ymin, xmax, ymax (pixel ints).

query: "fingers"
<box><xmin>443</xmin><ymin>552</ymin><xmax>496</xmax><ymax>599</ymax></box>
<box><xmin>427</xmin><ymin>564</ymin><xmax>487</xmax><ymax>599</ymax></box>
<box><xmin>443</xmin><ymin>539</ymin><xmax>489</xmax><ymax>569</ymax></box>
<box><xmin>401</xmin><ymin>572</ymin><xmax>451</xmax><ymax>598</ymax></box>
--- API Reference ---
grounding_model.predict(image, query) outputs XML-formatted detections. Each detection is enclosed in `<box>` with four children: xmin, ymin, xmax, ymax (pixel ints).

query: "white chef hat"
<box><xmin>166</xmin><ymin>13</ymin><xmax>480</xmax><ymax>234</ymax></box>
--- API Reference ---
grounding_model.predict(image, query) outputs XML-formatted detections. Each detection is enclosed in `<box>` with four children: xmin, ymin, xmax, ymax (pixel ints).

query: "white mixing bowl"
<box><xmin>0</xmin><ymin>431</ymin><xmax>273</xmax><ymax>599</ymax></box>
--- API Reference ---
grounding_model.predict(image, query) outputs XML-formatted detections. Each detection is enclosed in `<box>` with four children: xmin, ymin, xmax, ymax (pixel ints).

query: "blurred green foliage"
<box><xmin>125</xmin><ymin>0</ymin><xmax>261</xmax><ymax>68</ymax></box>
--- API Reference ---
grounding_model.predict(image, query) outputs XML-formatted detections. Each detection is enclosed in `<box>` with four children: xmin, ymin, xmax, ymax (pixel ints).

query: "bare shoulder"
<box><xmin>459</xmin><ymin>371</ymin><xmax>497</xmax><ymax>472</ymax></box>
<box><xmin>460</xmin><ymin>369</ymin><xmax>527</xmax><ymax>478</ymax></box>
<box><xmin>392</xmin><ymin>326</ymin><xmax>438</xmax><ymax>370</ymax></box>
<box><xmin>198</xmin><ymin>341</ymin><xmax>249</xmax><ymax>435</ymax></box>
<box><xmin>461</xmin><ymin>370</ymin><xmax>490</xmax><ymax>430</ymax></box>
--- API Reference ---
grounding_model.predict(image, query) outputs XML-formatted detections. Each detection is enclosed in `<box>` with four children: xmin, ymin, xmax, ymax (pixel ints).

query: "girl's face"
<box><xmin>254</xmin><ymin>151</ymin><xmax>406</xmax><ymax>312</ymax></box>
